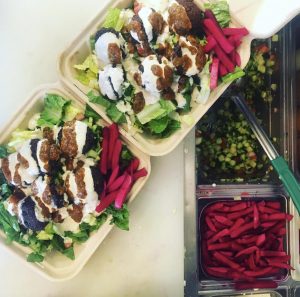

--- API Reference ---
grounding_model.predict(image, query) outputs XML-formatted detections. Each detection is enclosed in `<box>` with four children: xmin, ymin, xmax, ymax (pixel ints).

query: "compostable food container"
<box><xmin>58</xmin><ymin>0</ymin><xmax>252</xmax><ymax>157</ymax></box>
<box><xmin>0</xmin><ymin>83</ymin><xmax>151</xmax><ymax>281</ymax></box>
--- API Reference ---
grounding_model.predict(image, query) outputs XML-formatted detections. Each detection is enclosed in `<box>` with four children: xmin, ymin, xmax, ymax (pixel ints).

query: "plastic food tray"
<box><xmin>58</xmin><ymin>0</ymin><xmax>252</xmax><ymax>157</ymax></box>
<box><xmin>0</xmin><ymin>83</ymin><xmax>151</xmax><ymax>281</ymax></box>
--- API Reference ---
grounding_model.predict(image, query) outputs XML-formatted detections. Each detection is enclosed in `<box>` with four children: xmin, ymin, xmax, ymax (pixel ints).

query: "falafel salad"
<box><xmin>74</xmin><ymin>0</ymin><xmax>249</xmax><ymax>138</ymax></box>
<box><xmin>0</xmin><ymin>93</ymin><xmax>148</xmax><ymax>263</ymax></box>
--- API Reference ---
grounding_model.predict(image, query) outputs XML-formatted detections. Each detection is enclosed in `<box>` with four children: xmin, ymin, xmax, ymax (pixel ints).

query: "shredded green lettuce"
<box><xmin>63</xmin><ymin>104</ymin><xmax>82</xmax><ymax>122</ymax></box>
<box><xmin>27</xmin><ymin>253</ymin><xmax>44</xmax><ymax>263</ymax></box>
<box><xmin>84</xmin><ymin>105</ymin><xmax>101</xmax><ymax>121</ymax></box>
<box><xmin>87</xmin><ymin>91</ymin><xmax>111</xmax><ymax>109</ymax></box>
<box><xmin>107</xmin><ymin>104</ymin><xmax>127</xmax><ymax>124</ymax></box>
<box><xmin>147</xmin><ymin>116</ymin><xmax>170</xmax><ymax>134</ymax></box>
<box><xmin>0</xmin><ymin>146</ymin><xmax>8</xmax><ymax>158</ymax></box>
<box><xmin>37</xmin><ymin>94</ymin><xmax>69</xmax><ymax>127</ymax></box>
<box><xmin>105</xmin><ymin>205</ymin><xmax>129</xmax><ymax>231</ymax></box>
<box><xmin>222</xmin><ymin>67</ymin><xmax>245</xmax><ymax>83</ymax></box>
<box><xmin>103</xmin><ymin>8</ymin><xmax>124</xmax><ymax>31</ymax></box>
<box><xmin>74</xmin><ymin>54</ymin><xmax>98</xmax><ymax>73</ymax></box>
<box><xmin>74</xmin><ymin>55</ymin><xmax>99</xmax><ymax>89</ymax></box>
<box><xmin>137</xmin><ymin>100</ymin><xmax>176</xmax><ymax>125</ymax></box>
<box><xmin>204</xmin><ymin>1</ymin><xmax>231</xmax><ymax>28</ymax></box>
<box><xmin>197</xmin><ymin>61</ymin><xmax>211</xmax><ymax>104</ymax></box>
<box><xmin>7</xmin><ymin>129</ymin><xmax>43</xmax><ymax>151</ymax></box>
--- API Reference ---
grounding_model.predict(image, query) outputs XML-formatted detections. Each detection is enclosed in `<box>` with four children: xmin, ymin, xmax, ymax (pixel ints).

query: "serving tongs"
<box><xmin>231</xmin><ymin>95</ymin><xmax>300</xmax><ymax>214</ymax></box>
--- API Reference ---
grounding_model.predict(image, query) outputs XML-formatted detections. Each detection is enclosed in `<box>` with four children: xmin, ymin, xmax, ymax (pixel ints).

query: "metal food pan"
<box><xmin>184</xmin><ymin>131</ymin><xmax>292</xmax><ymax>296</ymax></box>
<box><xmin>195</xmin><ymin>27</ymin><xmax>290</xmax><ymax>185</ymax></box>
<box><xmin>287</xmin><ymin>14</ymin><xmax>300</xmax><ymax>282</ymax></box>
<box><xmin>197</xmin><ymin>194</ymin><xmax>289</xmax><ymax>291</ymax></box>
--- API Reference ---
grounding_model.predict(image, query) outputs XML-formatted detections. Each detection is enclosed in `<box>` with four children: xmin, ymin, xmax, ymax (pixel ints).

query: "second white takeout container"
<box><xmin>58</xmin><ymin>0</ymin><xmax>252</xmax><ymax>156</ymax></box>
<box><xmin>0</xmin><ymin>83</ymin><xmax>151</xmax><ymax>282</ymax></box>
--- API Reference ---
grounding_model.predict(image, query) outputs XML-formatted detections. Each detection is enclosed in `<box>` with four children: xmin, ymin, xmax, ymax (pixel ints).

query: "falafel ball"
<box><xmin>168</xmin><ymin>0</ymin><xmax>204</xmax><ymax>37</ymax></box>
<box><xmin>95</xmin><ymin>28</ymin><xmax>123</xmax><ymax>65</ymax></box>
<box><xmin>19</xmin><ymin>196</ymin><xmax>48</xmax><ymax>231</ymax></box>
<box><xmin>177</xmin><ymin>0</ymin><xmax>204</xmax><ymax>37</ymax></box>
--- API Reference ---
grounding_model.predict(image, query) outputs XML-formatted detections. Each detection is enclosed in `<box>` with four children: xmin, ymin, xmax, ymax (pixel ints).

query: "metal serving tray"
<box><xmin>287</xmin><ymin>14</ymin><xmax>300</xmax><ymax>282</ymax></box>
<box><xmin>195</xmin><ymin>27</ymin><xmax>291</xmax><ymax>185</ymax></box>
<box><xmin>184</xmin><ymin>131</ymin><xmax>293</xmax><ymax>296</ymax></box>
<box><xmin>184</xmin><ymin>23</ymin><xmax>296</xmax><ymax>296</ymax></box>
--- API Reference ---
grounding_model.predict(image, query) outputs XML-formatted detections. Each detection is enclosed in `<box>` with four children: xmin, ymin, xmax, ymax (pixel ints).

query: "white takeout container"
<box><xmin>58</xmin><ymin>0</ymin><xmax>252</xmax><ymax>156</ymax></box>
<box><xmin>0</xmin><ymin>83</ymin><xmax>151</xmax><ymax>282</ymax></box>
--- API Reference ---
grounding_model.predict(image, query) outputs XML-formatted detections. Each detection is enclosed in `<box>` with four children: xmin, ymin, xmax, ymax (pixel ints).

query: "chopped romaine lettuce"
<box><xmin>7</xmin><ymin>129</ymin><xmax>43</xmax><ymax>151</ymax></box>
<box><xmin>159</xmin><ymin>100</ymin><xmax>176</xmax><ymax>115</ymax></box>
<box><xmin>63</xmin><ymin>104</ymin><xmax>82</xmax><ymax>122</ymax></box>
<box><xmin>87</xmin><ymin>91</ymin><xmax>111</xmax><ymax>109</ymax></box>
<box><xmin>222</xmin><ymin>67</ymin><xmax>245</xmax><ymax>83</ymax></box>
<box><xmin>137</xmin><ymin>100</ymin><xmax>176</xmax><ymax>125</ymax></box>
<box><xmin>84</xmin><ymin>105</ymin><xmax>101</xmax><ymax>121</ymax></box>
<box><xmin>204</xmin><ymin>1</ymin><xmax>231</xmax><ymax>28</ymax></box>
<box><xmin>182</xmin><ymin>93</ymin><xmax>192</xmax><ymax>112</ymax></box>
<box><xmin>36</xmin><ymin>230</ymin><xmax>53</xmax><ymax>241</ymax></box>
<box><xmin>137</xmin><ymin>103</ymin><xmax>166</xmax><ymax>125</ymax></box>
<box><xmin>74</xmin><ymin>54</ymin><xmax>98</xmax><ymax>73</ymax></box>
<box><xmin>147</xmin><ymin>116</ymin><xmax>170</xmax><ymax>134</ymax></box>
<box><xmin>103</xmin><ymin>8</ymin><xmax>124</xmax><ymax>31</ymax></box>
<box><xmin>51</xmin><ymin>234</ymin><xmax>75</xmax><ymax>260</ymax></box>
<box><xmin>107</xmin><ymin>104</ymin><xmax>127</xmax><ymax>124</ymax></box>
<box><xmin>90</xmin><ymin>35</ymin><xmax>96</xmax><ymax>51</ymax></box>
<box><xmin>0</xmin><ymin>203</ymin><xmax>20</xmax><ymax>243</ymax></box>
<box><xmin>105</xmin><ymin>204</ymin><xmax>129</xmax><ymax>231</ymax></box>
<box><xmin>37</xmin><ymin>94</ymin><xmax>69</xmax><ymax>127</ymax></box>
<box><xmin>160</xmin><ymin>119</ymin><xmax>181</xmax><ymax>138</ymax></box>
<box><xmin>181</xmin><ymin>115</ymin><xmax>195</xmax><ymax>126</ymax></box>
<box><xmin>197</xmin><ymin>61</ymin><xmax>211</xmax><ymax>104</ymax></box>
<box><xmin>27</xmin><ymin>253</ymin><xmax>44</xmax><ymax>263</ymax></box>
<box><xmin>74</xmin><ymin>55</ymin><xmax>99</xmax><ymax>89</ymax></box>
<box><xmin>0</xmin><ymin>146</ymin><xmax>8</xmax><ymax>158</ymax></box>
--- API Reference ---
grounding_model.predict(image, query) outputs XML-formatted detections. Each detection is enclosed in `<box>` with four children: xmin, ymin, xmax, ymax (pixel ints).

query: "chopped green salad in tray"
<box><xmin>0</xmin><ymin>94</ymin><xmax>147</xmax><ymax>263</ymax></box>
<box><xmin>73</xmin><ymin>0</ymin><xmax>249</xmax><ymax>138</ymax></box>
<box><xmin>196</xmin><ymin>37</ymin><xmax>279</xmax><ymax>183</ymax></box>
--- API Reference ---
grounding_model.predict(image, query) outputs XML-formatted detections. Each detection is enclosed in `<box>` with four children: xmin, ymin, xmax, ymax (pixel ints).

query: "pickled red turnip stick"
<box><xmin>203</xmin><ymin>19</ymin><xmax>234</xmax><ymax>54</ymax></box>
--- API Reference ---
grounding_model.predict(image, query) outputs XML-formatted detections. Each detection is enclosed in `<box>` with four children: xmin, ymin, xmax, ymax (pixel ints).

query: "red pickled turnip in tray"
<box><xmin>200</xmin><ymin>199</ymin><xmax>293</xmax><ymax>290</ymax></box>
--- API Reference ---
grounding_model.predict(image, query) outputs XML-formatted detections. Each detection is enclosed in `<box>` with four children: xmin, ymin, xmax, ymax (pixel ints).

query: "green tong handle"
<box><xmin>271</xmin><ymin>156</ymin><xmax>300</xmax><ymax>214</ymax></box>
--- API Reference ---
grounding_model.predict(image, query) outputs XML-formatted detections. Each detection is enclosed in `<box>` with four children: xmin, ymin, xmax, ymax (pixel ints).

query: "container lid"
<box><xmin>227</xmin><ymin>0</ymin><xmax>300</xmax><ymax>38</ymax></box>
